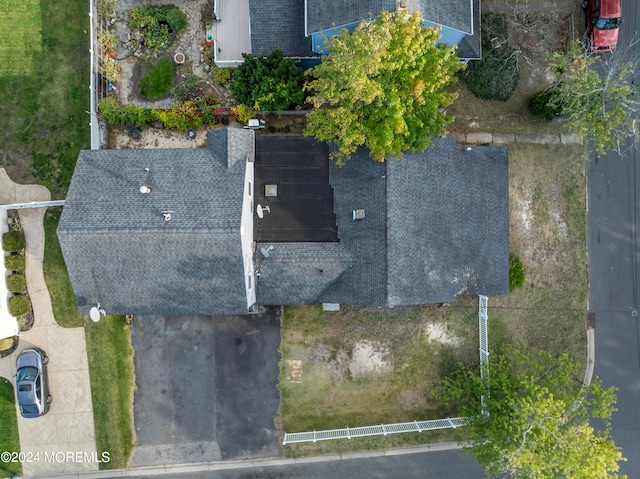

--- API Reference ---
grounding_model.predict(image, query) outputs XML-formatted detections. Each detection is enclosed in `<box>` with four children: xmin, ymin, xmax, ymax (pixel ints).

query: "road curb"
<box><xmin>21</xmin><ymin>443</ymin><xmax>464</xmax><ymax>479</ymax></box>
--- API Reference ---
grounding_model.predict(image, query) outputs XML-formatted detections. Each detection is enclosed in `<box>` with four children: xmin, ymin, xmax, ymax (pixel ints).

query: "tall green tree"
<box><xmin>439</xmin><ymin>346</ymin><xmax>626</xmax><ymax>478</ymax></box>
<box><xmin>540</xmin><ymin>40</ymin><xmax>639</xmax><ymax>155</ymax></box>
<box><xmin>304</xmin><ymin>11</ymin><xmax>463</xmax><ymax>164</ymax></box>
<box><xmin>230</xmin><ymin>50</ymin><xmax>304</xmax><ymax>112</ymax></box>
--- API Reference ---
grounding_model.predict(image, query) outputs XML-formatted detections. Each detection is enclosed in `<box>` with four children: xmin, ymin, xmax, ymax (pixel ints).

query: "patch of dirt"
<box><xmin>109</xmin><ymin>125</ymin><xmax>209</xmax><ymax>149</ymax></box>
<box><xmin>422</xmin><ymin>322</ymin><xmax>461</xmax><ymax>346</ymax></box>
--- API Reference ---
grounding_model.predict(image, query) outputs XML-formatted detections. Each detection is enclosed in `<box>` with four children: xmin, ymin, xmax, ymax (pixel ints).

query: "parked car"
<box><xmin>584</xmin><ymin>0</ymin><xmax>622</xmax><ymax>53</ymax></box>
<box><xmin>15</xmin><ymin>349</ymin><xmax>51</xmax><ymax>418</ymax></box>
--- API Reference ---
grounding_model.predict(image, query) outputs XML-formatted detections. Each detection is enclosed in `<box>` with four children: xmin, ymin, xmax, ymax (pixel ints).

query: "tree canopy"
<box><xmin>439</xmin><ymin>346</ymin><xmax>626</xmax><ymax>478</ymax></box>
<box><xmin>304</xmin><ymin>11</ymin><xmax>463</xmax><ymax>164</ymax></box>
<box><xmin>542</xmin><ymin>40</ymin><xmax>639</xmax><ymax>155</ymax></box>
<box><xmin>230</xmin><ymin>50</ymin><xmax>304</xmax><ymax>112</ymax></box>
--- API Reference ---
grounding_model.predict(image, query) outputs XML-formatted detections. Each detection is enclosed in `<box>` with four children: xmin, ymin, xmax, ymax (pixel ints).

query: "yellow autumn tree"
<box><xmin>304</xmin><ymin>10</ymin><xmax>464</xmax><ymax>164</ymax></box>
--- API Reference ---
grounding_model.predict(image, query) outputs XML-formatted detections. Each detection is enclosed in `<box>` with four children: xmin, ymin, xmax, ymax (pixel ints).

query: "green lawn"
<box><xmin>0</xmin><ymin>379</ymin><xmax>21</xmax><ymax>478</ymax></box>
<box><xmin>0</xmin><ymin>0</ymin><xmax>42</xmax><ymax>77</ymax></box>
<box><xmin>43</xmin><ymin>209</ymin><xmax>83</xmax><ymax>328</ymax></box>
<box><xmin>85</xmin><ymin>316</ymin><xmax>136</xmax><ymax>469</ymax></box>
<box><xmin>140</xmin><ymin>57</ymin><xmax>175</xmax><ymax>99</ymax></box>
<box><xmin>0</xmin><ymin>0</ymin><xmax>89</xmax><ymax>196</ymax></box>
<box><xmin>280</xmin><ymin>144</ymin><xmax>588</xmax><ymax>457</ymax></box>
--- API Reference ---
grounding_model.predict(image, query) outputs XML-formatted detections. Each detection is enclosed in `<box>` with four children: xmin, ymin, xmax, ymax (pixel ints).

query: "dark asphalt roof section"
<box><xmin>250</xmin><ymin>0</ymin><xmax>315</xmax><ymax>58</ymax></box>
<box><xmin>253</xmin><ymin>135</ymin><xmax>338</xmax><ymax>242</ymax></box>
<box><xmin>58</xmin><ymin>129</ymin><xmax>254</xmax><ymax>316</ymax></box>
<box><xmin>319</xmin><ymin>138</ymin><xmax>509</xmax><ymax>306</ymax></box>
<box><xmin>386</xmin><ymin>138</ymin><xmax>510</xmax><ymax>305</ymax></box>
<box><xmin>319</xmin><ymin>148</ymin><xmax>389</xmax><ymax>305</ymax></box>
<box><xmin>455</xmin><ymin>0</ymin><xmax>481</xmax><ymax>60</ymax></box>
<box><xmin>305</xmin><ymin>0</ymin><xmax>396</xmax><ymax>34</ymax></box>
<box><xmin>255</xmin><ymin>242</ymin><xmax>352</xmax><ymax>305</ymax></box>
<box><xmin>406</xmin><ymin>0</ymin><xmax>475</xmax><ymax>34</ymax></box>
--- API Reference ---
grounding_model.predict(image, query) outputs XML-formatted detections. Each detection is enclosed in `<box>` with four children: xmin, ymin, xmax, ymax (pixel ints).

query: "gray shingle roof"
<box><xmin>405</xmin><ymin>0</ymin><xmax>474</xmax><ymax>34</ymax></box>
<box><xmin>250</xmin><ymin>0</ymin><xmax>315</xmax><ymax>58</ymax></box>
<box><xmin>255</xmin><ymin>242</ymin><xmax>352</xmax><ymax>305</ymax></box>
<box><xmin>305</xmin><ymin>0</ymin><xmax>396</xmax><ymax>34</ymax></box>
<box><xmin>319</xmin><ymin>138</ymin><xmax>509</xmax><ymax>306</ymax></box>
<box><xmin>60</xmin><ymin>130</ymin><xmax>508</xmax><ymax>316</ymax></box>
<box><xmin>385</xmin><ymin>139</ymin><xmax>509</xmax><ymax>305</ymax></box>
<box><xmin>58</xmin><ymin>129</ymin><xmax>254</xmax><ymax>316</ymax></box>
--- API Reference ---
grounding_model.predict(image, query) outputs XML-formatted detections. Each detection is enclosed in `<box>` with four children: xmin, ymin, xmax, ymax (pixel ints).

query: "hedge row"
<box><xmin>98</xmin><ymin>96</ymin><xmax>222</xmax><ymax>130</ymax></box>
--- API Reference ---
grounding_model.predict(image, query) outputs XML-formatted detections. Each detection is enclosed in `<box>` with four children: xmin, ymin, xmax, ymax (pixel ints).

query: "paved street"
<box><xmin>587</xmin><ymin>0</ymin><xmax>640</xmax><ymax>476</ymax></box>
<box><xmin>130</xmin><ymin>309</ymin><xmax>282</xmax><ymax>466</ymax></box>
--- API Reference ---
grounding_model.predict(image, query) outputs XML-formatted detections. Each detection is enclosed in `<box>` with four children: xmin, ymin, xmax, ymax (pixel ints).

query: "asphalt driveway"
<box><xmin>130</xmin><ymin>307</ymin><xmax>282</xmax><ymax>466</ymax></box>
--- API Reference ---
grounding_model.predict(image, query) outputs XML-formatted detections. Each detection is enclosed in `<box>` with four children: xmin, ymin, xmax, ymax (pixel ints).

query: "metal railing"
<box><xmin>282</xmin><ymin>295</ymin><xmax>491</xmax><ymax>445</ymax></box>
<box><xmin>478</xmin><ymin>294</ymin><xmax>490</xmax><ymax>416</ymax></box>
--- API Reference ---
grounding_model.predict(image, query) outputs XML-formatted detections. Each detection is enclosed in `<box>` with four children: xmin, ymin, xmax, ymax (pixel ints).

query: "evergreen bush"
<box><xmin>5</xmin><ymin>254</ymin><xmax>25</xmax><ymax>271</ymax></box>
<box><xmin>7</xmin><ymin>274</ymin><xmax>26</xmax><ymax>293</ymax></box>
<box><xmin>461</xmin><ymin>13</ymin><xmax>519</xmax><ymax>102</ymax></box>
<box><xmin>8</xmin><ymin>295</ymin><xmax>31</xmax><ymax>317</ymax></box>
<box><xmin>2</xmin><ymin>230</ymin><xmax>25</xmax><ymax>252</ymax></box>
<box><xmin>528</xmin><ymin>87</ymin><xmax>564</xmax><ymax>119</ymax></box>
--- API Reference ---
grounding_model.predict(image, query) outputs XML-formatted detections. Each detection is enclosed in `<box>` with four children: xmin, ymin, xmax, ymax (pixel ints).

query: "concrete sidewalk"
<box><xmin>0</xmin><ymin>169</ymin><xmax>98</xmax><ymax>476</ymax></box>
<box><xmin>448</xmin><ymin>131</ymin><xmax>582</xmax><ymax>145</ymax></box>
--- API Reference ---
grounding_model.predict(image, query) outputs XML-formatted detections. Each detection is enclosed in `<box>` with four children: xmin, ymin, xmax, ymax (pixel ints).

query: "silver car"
<box><xmin>16</xmin><ymin>349</ymin><xmax>52</xmax><ymax>418</ymax></box>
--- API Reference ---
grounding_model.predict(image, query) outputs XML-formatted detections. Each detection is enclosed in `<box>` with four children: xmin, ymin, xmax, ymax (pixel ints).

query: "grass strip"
<box><xmin>0</xmin><ymin>378</ymin><xmax>22</xmax><ymax>477</ymax></box>
<box><xmin>85</xmin><ymin>316</ymin><xmax>135</xmax><ymax>469</ymax></box>
<box><xmin>43</xmin><ymin>209</ymin><xmax>83</xmax><ymax>328</ymax></box>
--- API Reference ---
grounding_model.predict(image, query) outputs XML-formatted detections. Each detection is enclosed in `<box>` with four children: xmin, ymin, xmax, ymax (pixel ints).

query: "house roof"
<box><xmin>316</xmin><ymin>138</ymin><xmax>509</xmax><ymax>306</ymax></box>
<box><xmin>405</xmin><ymin>0</ymin><xmax>475</xmax><ymax>34</ymax></box>
<box><xmin>60</xmin><ymin>130</ymin><xmax>508</xmax><ymax>316</ymax></box>
<box><xmin>250</xmin><ymin>0</ymin><xmax>315</xmax><ymax>58</ymax></box>
<box><xmin>58</xmin><ymin>129</ymin><xmax>254</xmax><ymax>316</ymax></box>
<box><xmin>305</xmin><ymin>0</ymin><xmax>396</xmax><ymax>35</ymax></box>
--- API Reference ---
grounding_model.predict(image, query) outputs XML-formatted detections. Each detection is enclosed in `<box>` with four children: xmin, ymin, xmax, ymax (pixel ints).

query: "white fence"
<box><xmin>282</xmin><ymin>295</ymin><xmax>490</xmax><ymax>445</ymax></box>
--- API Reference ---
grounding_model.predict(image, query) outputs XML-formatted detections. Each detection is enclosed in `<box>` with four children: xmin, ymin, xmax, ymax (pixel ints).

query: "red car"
<box><xmin>584</xmin><ymin>0</ymin><xmax>621</xmax><ymax>53</ymax></box>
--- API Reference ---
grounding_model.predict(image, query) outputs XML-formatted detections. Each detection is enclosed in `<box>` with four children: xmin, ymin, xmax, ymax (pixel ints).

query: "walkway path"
<box><xmin>448</xmin><ymin>131</ymin><xmax>582</xmax><ymax>145</ymax></box>
<box><xmin>0</xmin><ymin>169</ymin><xmax>98</xmax><ymax>476</ymax></box>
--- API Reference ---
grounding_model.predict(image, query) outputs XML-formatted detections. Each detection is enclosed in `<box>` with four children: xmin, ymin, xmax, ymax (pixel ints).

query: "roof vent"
<box><xmin>162</xmin><ymin>210</ymin><xmax>173</xmax><ymax>221</ymax></box>
<box><xmin>140</xmin><ymin>185</ymin><xmax>151</xmax><ymax>194</ymax></box>
<box><xmin>353</xmin><ymin>209</ymin><xmax>365</xmax><ymax>220</ymax></box>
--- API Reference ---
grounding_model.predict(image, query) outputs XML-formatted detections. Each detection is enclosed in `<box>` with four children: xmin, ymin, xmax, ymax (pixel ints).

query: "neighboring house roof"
<box><xmin>250</xmin><ymin>0</ymin><xmax>315</xmax><ymax>58</ymax></box>
<box><xmin>59</xmin><ymin>130</ymin><xmax>509</xmax><ymax>316</ymax></box>
<box><xmin>58</xmin><ymin>129</ymin><xmax>254</xmax><ymax>316</ymax></box>
<box><xmin>405</xmin><ymin>0</ymin><xmax>475</xmax><ymax>34</ymax></box>
<box><xmin>217</xmin><ymin>0</ymin><xmax>481</xmax><ymax>65</ymax></box>
<box><xmin>305</xmin><ymin>0</ymin><xmax>396</xmax><ymax>34</ymax></box>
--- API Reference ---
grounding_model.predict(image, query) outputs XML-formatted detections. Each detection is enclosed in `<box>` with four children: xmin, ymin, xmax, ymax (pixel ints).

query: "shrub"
<box><xmin>509</xmin><ymin>253</ymin><xmax>526</xmax><ymax>292</ymax></box>
<box><xmin>529</xmin><ymin>87</ymin><xmax>564</xmax><ymax>119</ymax></box>
<box><xmin>5</xmin><ymin>254</ymin><xmax>25</xmax><ymax>271</ymax></box>
<box><xmin>2</xmin><ymin>231</ymin><xmax>25</xmax><ymax>252</ymax></box>
<box><xmin>211</xmin><ymin>65</ymin><xmax>232</xmax><ymax>85</ymax></box>
<box><xmin>96</xmin><ymin>0</ymin><xmax>117</xmax><ymax>18</ymax></box>
<box><xmin>461</xmin><ymin>13</ymin><xmax>519</xmax><ymax>102</ymax></box>
<box><xmin>154</xmin><ymin>101</ymin><xmax>203</xmax><ymax>130</ymax></box>
<box><xmin>232</xmin><ymin>104</ymin><xmax>253</xmax><ymax>123</ymax></box>
<box><xmin>0</xmin><ymin>337</ymin><xmax>14</xmax><ymax>351</ymax></box>
<box><xmin>8</xmin><ymin>295</ymin><xmax>31</xmax><ymax>317</ymax></box>
<box><xmin>98</xmin><ymin>30</ymin><xmax>119</xmax><ymax>57</ymax></box>
<box><xmin>140</xmin><ymin>58</ymin><xmax>175</xmax><ymax>99</ymax></box>
<box><xmin>7</xmin><ymin>274</ymin><xmax>26</xmax><ymax>293</ymax></box>
<box><xmin>100</xmin><ymin>57</ymin><xmax>121</xmax><ymax>83</ymax></box>
<box><xmin>129</xmin><ymin>5</ymin><xmax>186</xmax><ymax>53</ymax></box>
<box><xmin>230</xmin><ymin>50</ymin><xmax>304</xmax><ymax>111</ymax></box>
